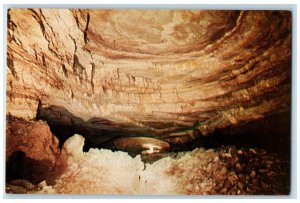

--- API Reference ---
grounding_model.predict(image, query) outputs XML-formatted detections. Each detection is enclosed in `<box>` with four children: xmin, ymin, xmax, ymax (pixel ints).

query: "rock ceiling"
<box><xmin>6</xmin><ymin>9</ymin><xmax>291</xmax><ymax>146</ymax></box>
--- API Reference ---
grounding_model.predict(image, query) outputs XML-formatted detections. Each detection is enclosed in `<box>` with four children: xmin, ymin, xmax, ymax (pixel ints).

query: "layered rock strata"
<box><xmin>7</xmin><ymin>9</ymin><xmax>291</xmax><ymax>147</ymax></box>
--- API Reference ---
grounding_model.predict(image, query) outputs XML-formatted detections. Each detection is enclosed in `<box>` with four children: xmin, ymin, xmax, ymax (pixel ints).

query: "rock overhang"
<box><xmin>6</xmin><ymin>9</ymin><xmax>291</xmax><ymax>149</ymax></box>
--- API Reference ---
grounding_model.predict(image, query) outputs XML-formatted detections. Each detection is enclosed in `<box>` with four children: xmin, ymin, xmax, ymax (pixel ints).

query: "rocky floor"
<box><xmin>6</xmin><ymin>135</ymin><xmax>290</xmax><ymax>195</ymax></box>
<box><xmin>139</xmin><ymin>146</ymin><xmax>290</xmax><ymax>195</ymax></box>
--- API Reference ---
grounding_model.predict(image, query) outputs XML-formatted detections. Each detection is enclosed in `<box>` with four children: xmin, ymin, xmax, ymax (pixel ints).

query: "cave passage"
<box><xmin>36</xmin><ymin>101</ymin><xmax>291</xmax><ymax>161</ymax></box>
<box><xmin>36</xmin><ymin>103</ymin><xmax>157</xmax><ymax>150</ymax></box>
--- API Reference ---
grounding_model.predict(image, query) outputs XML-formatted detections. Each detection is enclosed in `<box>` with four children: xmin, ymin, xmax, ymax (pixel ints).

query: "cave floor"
<box><xmin>6</xmin><ymin>144</ymin><xmax>290</xmax><ymax>195</ymax></box>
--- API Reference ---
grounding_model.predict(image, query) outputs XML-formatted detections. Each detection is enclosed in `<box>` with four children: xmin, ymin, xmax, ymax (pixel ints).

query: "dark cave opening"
<box><xmin>183</xmin><ymin>111</ymin><xmax>291</xmax><ymax>157</ymax></box>
<box><xmin>36</xmin><ymin>101</ymin><xmax>291</xmax><ymax>161</ymax></box>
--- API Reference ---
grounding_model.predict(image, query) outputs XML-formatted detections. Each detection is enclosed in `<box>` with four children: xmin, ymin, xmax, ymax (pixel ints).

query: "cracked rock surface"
<box><xmin>6</xmin><ymin>9</ymin><xmax>291</xmax><ymax>145</ymax></box>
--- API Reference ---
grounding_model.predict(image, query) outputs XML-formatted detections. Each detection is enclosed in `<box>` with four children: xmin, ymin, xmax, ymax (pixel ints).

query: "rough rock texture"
<box><xmin>7</xmin><ymin>135</ymin><xmax>288</xmax><ymax>195</ymax></box>
<box><xmin>54</xmin><ymin>134</ymin><xmax>144</xmax><ymax>194</ymax></box>
<box><xmin>6</xmin><ymin>9</ymin><xmax>291</xmax><ymax>145</ymax></box>
<box><xmin>6</xmin><ymin>116</ymin><xmax>67</xmax><ymax>185</ymax></box>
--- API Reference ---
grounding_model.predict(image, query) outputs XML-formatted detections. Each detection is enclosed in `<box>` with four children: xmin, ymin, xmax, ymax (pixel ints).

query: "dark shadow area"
<box><xmin>37</xmin><ymin>101</ymin><xmax>291</xmax><ymax>160</ymax></box>
<box><xmin>6</xmin><ymin>151</ymin><xmax>55</xmax><ymax>185</ymax></box>
<box><xmin>174</xmin><ymin>111</ymin><xmax>291</xmax><ymax>159</ymax></box>
<box><xmin>36</xmin><ymin>102</ymin><xmax>157</xmax><ymax>149</ymax></box>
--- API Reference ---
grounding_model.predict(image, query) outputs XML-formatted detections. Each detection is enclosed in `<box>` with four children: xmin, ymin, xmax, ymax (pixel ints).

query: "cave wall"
<box><xmin>6</xmin><ymin>9</ymin><xmax>291</xmax><ymax>144</ymax></box>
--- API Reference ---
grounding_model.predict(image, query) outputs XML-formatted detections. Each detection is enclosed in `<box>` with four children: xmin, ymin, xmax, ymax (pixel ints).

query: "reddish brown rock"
<box><xmin>6</xmin><ymin>116</ymin><xmax>67</xmax><ymax>185</ymax></box>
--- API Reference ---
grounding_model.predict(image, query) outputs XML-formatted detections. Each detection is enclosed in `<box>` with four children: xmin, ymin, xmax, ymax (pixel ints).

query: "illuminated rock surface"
<box><xmin>7</xmin><ymin>9</ymin><xmax>291</xmax><ymax>145</ymax></box>
<box><xmin>6</xmin><ymin>9</ymin><xmax>291</xmax><ymax>195</ymax></box>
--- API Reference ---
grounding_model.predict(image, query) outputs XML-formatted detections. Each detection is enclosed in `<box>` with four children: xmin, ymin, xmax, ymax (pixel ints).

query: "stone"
<box><xmin>6</xmin><ymin>116</ymin><xmax>67</xmax><ymax>185</ymax></box>
<box><xmin>6</xmin><ymin>9</ymin><xmax>291</xmax><ymax>147</ymax></box>
<box><xmin>5</xmin><ymin>134</ymin><xmax>290</xmax><ymax>195</ymax></box>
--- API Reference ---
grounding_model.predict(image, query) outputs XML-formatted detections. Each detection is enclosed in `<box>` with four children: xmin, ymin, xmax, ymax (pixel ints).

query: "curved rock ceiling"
<box><xmin>6</xmin><ymin>9</ymin><xmax>291</xmax><ymax>146</ymax></box>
